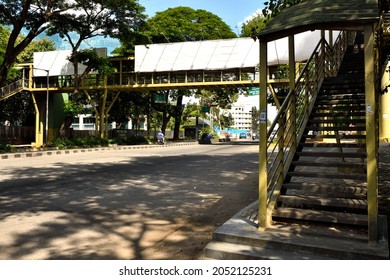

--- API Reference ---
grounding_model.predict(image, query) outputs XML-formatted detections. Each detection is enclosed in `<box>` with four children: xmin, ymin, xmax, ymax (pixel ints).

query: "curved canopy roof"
<box><xmin>258</xmin><ymin>0</ymin><xmax>379</xmax><ymax>42</ymax></box>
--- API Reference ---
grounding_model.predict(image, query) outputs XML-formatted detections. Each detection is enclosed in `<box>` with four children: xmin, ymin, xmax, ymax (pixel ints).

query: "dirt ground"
<box><xmin>142</xmin><ymin>173</ymin><xmax>259</xmax><ymax>260</ymax></box>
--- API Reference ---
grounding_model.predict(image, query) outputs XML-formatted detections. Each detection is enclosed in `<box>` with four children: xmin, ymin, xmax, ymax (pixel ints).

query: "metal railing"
<box><xmin>0</xmin><ymin>79</ymin><xmax>27</xmax><ymax>101</ymax></box>
<box><xmin>265</xmin><ymin>31</ymin><xmax>354</xmax><ymax>214</ymax></box>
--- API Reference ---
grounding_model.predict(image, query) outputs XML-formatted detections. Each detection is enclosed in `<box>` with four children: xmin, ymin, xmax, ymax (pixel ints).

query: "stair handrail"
<box><xmin>265</xmin><ymin>31</ymin><xmax>353</xmax><ymax>214</ymax></box>
<box><xmin>0</xmin><ymin>78</ymin><xmax>27</xmax><ymax>100</ymax></box>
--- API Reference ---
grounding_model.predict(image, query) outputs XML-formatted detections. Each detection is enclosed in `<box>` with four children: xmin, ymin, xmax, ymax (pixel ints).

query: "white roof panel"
<box><xmin>33</xmin><ymin>50</ymin><xmax>90</xmax><ymax>77</ymax></box>
<box><xmin>135</xmin><ymin>30</ymin><xmax>338</xmax><ymax>73</ymax></box>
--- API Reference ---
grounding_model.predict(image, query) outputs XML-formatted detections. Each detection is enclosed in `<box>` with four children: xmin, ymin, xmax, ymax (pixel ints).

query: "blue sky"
<box><xmin>139</xmin><ymin>0</ymin><xmax>264</xmax><ymax>35</ymax></box>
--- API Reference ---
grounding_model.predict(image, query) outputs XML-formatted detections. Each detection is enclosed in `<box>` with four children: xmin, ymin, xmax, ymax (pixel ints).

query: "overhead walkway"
<box><xmin>0</xmin><ymin>32</ymin><xmax>331</xmax><ymax>101</ymax></box>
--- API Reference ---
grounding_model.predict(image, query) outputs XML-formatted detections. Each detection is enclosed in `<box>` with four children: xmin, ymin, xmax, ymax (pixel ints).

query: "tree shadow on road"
<box><xmin>0</xmin><ymin>148</ymin><xmax>259</xmax><ymax>259</ymax></box>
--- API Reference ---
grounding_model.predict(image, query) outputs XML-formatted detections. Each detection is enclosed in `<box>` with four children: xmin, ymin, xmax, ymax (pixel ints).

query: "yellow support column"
<box><xmin>364</xmin><ymin>23</ymin><xmax>378</xmax><ymax>243</ymax></box>
<box><xmin>31</xmin><ymin>93</ymin><xmax>44</xmax><ymax>147</ymax></box>
<box><xmin>380</xmin><ymin>61</ymin><xmax>390</xmax><ymax>141</ymax></box>
<box><xmin>258</xmin><ymin>40</ymin><xmax>268</xmax><ymax>230</ymax></box>
<box><xmin>289</xmin><ymin>35</ymin><xmax>296</xmax><ymax>153</ymax></box>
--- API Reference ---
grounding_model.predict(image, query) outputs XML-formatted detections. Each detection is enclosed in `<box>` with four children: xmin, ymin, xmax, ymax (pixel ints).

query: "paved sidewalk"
<box><xmin>0</xmin><ymin>141</ymin><xmax>198</xmax><ymax>160</ymax></box>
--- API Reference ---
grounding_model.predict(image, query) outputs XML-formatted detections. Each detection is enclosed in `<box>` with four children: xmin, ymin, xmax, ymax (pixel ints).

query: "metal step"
<box><xmin>314</xmin><ymin>105</ymin><xmax>365</xmax><ymax>111</ymax></box>
<box><xmin>291</xmin><ymin>160</ymin><xmax>366</xmax><ymax>169</ymax></box>
<box><xmin>300</xmin><ymin>142</ymin><xmax>366</xmax><ymax>148</ymax></box>
<box><xmin>307</xmin><ymin>119</ymin><xmax>366</xmax><ymax>125</ymax></box>
<box><xmin>310</xmin><ymin>112</ymin><xmax>365</xmax><ymax>117</ymax></box>
<box><xmin>305</xmin><ymin>126</ymin><xmax>366</xmax><ymax>132</ymax></box>
<box><xmin>287</xmin><ymin>171</ymin><xmax>366</xmax><ymax>180</ymax></box>
<box><xmin>283</xmin><ymin>182</ymin><xmax>367</xmax><ymax>196</ymax></box>
<box><xmin>278</xmin><ymin>195</ymin><xmax>367</xmax><ymax>210</ymax></box>
<box><xmin>296</xmin><ymin>151</ymin><xmax>366</xmax><ymax>158</ymax></box>
<box><xmin>272</xmin><ymin>207</ymin><xmax>368</xmax><ymax>226</ymax></box>
<box><xmin>303</xmin><ymin>133</ymin><xmax>366</xmax><ymax>139</ymax></box>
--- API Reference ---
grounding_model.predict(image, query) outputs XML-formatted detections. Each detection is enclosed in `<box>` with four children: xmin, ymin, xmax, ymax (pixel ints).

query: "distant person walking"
<box><xmin>157</xmin><ymin>130</ymin><xmax>165</xmax><ymax>144</ymax></box>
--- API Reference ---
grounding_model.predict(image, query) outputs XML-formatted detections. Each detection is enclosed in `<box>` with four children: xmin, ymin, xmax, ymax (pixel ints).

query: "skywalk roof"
<box><xmin>134</xmin><ymin>30</ymin><xmax>337</xmax><ymax>72</ymax></box>
<box><xmin>258</xmin><ymin>0</ymin><xmax>379</xmax><ymax>42</ymax></box>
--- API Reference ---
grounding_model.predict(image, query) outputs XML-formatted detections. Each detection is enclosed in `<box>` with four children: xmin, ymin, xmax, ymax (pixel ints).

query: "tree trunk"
<box><xmin>173</xmin><ymin>94</ymin><xmax>184</xmax><ymax>140</ymax></box>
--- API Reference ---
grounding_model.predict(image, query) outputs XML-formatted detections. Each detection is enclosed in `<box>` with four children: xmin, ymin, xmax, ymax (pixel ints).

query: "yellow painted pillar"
<box><xmin>31</xmin><ymin>93</ymin><xmax>44</xmax><ymax>147</ymax></box>
<box><xmin>289</xmin><ymin>36</ymin><xmax>296</xmax><ymax>152</ymax></box>
<box><xmin>380</xmin><ymin>61</ymin><xmax>390</xmax><ymax>141</ymax></box>
<box><xmin>364</xmin><ymin>23</ymin><xmax>378</xmax><ymax>243</ymax></box>
<box><xmin>258</xmin><ymin>40</ymin><xmax>268</xmax><ymax>230</ymax></box>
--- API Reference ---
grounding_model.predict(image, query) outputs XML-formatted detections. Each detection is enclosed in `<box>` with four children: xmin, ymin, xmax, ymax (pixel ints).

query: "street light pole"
<box><xmin>33</xmin><ymin>67</ymin><xmax>50</xmax><ymax>145</ymax></box>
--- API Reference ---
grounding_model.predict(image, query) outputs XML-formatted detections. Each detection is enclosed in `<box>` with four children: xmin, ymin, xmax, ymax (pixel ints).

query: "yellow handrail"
<box><xmin>265</xmin><ymin>31</ymin><xmax>354</xmax><ymax>216</ymax></box>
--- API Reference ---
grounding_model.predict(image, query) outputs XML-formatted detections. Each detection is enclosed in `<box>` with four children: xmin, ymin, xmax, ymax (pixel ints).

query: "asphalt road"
<box><xmin>0</xmin><ymin>142</ymin><xmax>259</xmax><ymax>260</ymax></box>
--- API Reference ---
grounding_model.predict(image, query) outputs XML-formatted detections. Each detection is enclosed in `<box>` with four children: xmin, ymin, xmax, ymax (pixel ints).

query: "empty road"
<box><xmin>0</xmin><ymin>143</ymin><xmax>259</xmax><ymax>259</ymax></box>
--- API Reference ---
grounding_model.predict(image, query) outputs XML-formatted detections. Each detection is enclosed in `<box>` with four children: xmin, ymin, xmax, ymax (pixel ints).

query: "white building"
<box><xmin>225</xmin><ymin>101</ymin><xmax>254</xmax><ymax>131</ymax></box>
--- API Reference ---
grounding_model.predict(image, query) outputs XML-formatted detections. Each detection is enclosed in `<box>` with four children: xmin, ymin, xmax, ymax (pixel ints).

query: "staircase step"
<box><xmin>303</xmin><ymin>133</ymin><xmax>366</xmax><ymax>139</ymax></box>
<box><xmin>204</xmin><ymin>240</ymin><xmax>333</xmax><ymax>260</ymax></box>
<box><xmin>291</xmin><ymin>160</ymin><xmax>366</xmax><ymax>169</ymax></box>
<box><xmin>272</xmin><ymin>207</ymin><xmax>368</xmax><ymax>226</ymax></box>
<box><xmin>316</xmin><ymin>95</ymin><xmax>365</xmax><ymax>101</ymax></box>
<box><xmin>311</xmin><ymin>112</ymin><xmax>366</xmax><ymax>117</ymax></box>
<box><xmin>278</xmin><ymin>195</ymin><xmax>367</xmax><ymax>209</ymax></box>
<box><xmin>296</xmin><ymin>151</ymin><xmax>366</xmax><ymax>158</ymax></box>
<box><xmin>283</xmin><ymin>182</ymin><xmax>367</xmax><ymax>196</ymax></box>
<box><xmin>314</xmin><ymin>105</ymin><xmax>365</xmax><ymax>111</ymax></box>
<box><xmin>287</xmin><ymin>171</ymin><xmax>366</xmax><ymax>180</ymax></box>
<box><xmin>316</xmin><ymin>99</ymin><xmax>365</xmax><ymax>105</ymax></box>
<box><xmin>205</xmin><ymin>214</ymin><xmax>388</xmax><ymax>259</ymax></box>
<box><xmin>300</xmin><ymin>142</ymin><xmax>366</xmax><ymax>148</ymax></box>
<box><xmin>305</xmin><ymin>126</ymin><xmax>366</xmax><ymax>131</ymax></box>
<box><xmin>307</xmin><ymin>119</ymin><xmax>366</xmax><ymax>125</ymax></box>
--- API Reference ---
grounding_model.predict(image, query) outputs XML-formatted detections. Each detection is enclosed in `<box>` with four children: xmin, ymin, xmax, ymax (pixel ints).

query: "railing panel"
<box><xmin>264</xmin><ymin>31</ymin><xmax>354</xmax><ymax>216</ymax></box>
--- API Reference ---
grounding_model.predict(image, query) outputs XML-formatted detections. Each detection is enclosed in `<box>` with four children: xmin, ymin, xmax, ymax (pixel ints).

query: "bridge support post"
<box><xmin>31</xmin><ymin>93</ymin><xmax>44</xmax><ymax>147</ymax></box>
<box><xmin>288</xmin><ymin>35</ymin><xmax>297</xmax><ymax>155</ymax></box>
<box><xmin>364</xmin><ymin>23</ymin><xmax>378</xmax><ymax>243</ymax></box>
<box><xmin>258</xmin><ymin>40</ymin><xmax>268</xmax><ymax>231</ymax></box>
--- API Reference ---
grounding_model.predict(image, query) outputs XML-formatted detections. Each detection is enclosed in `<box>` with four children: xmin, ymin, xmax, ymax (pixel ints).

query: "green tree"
<box><xmin>261</xmin><ymin>0</ymin><xmax>303</xmax><ymax>22</ymax></box>
<box><xmin>144</xmin><ymin>6</ymin><xmax>236</xmax><ymax>43</ymax></box>
<box><xmin>47</xmin><ymin>0</ymin><xmax>147</xmax><ymax>91</ymax></box>
<box><xmin>0</xmin><ymin>0</ymin><xmax>79</xmax><ymax>88</ymax></box>
<box><xmin>46</xmin><ymin>0</ymin><xmax>148</xmax><ymax>138</ymax></box>
<box><xmin>138</xmin><ymin>7</ymin><xmax>237</xmax><ymax>140</ymax></box>
<box><xmin>0</xmin><ymin>32</ymin><xmax>56</xmax><ymax>127</ymax></box>
<box><xmin>220</xmin><ymin>113</ymin><xmax>234</xmax><ymax>129</ymax></box>
<box><xmin>240</xmin><ymin>12</ymin><xmax>266</xmax><ymax>38</ymax></box>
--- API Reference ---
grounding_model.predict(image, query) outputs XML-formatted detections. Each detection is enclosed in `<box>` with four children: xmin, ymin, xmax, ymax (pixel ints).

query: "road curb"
<box><xmin>0</xmin><ymin>141</ymin><xmax>198</xmax><ymax>160</ymax></box>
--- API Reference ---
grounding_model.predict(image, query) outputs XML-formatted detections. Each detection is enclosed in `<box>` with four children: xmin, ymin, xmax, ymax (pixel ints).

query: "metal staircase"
<box><xmin>204</xmin><ymin>31</ymin><xmax>389</xmax><ymax>260</ymax></box>
<box><xmin>0</xmin><ymin>79</ymin><xmax>27</xmax><ymax>101</ymax></box>
<box><xmin>274</xmin><ymin>35</ymin><xmax>368</xmax><ymax>227</ymax></box>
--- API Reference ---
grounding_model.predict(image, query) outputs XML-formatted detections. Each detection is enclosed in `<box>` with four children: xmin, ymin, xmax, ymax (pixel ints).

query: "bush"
<box><xmin>111</xmin><ymin>135</ymin><xmax>149</xmax><ymax>145</ymax></box>
<box><xmin>0</xmin><ymin>143</ymin><xmax>15</xmax><ymax>153</ymax></box>
<box><xmin>51</xmin><ymin>136</ymin><xmax>109</xmax><ymax>149</ymax></box>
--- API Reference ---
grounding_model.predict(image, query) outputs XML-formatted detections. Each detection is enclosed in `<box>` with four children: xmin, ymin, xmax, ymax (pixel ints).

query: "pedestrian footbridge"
<box><xmin>1</xmin><ymin>31</ymin><xmax>326</xmax><ymax>100</ymax></box>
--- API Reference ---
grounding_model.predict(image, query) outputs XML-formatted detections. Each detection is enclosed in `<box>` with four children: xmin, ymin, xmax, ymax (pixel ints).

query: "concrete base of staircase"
<box><xmin>204</xmin><ymin>202</ymin><xmax>389</xmax><ymax>260</ymax></box>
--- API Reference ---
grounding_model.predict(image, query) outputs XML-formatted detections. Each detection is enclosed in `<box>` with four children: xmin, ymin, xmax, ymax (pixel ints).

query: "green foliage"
<box><xmin>112</xmin><ymin>135</ymin><xmax>149</xmax><ymax>145</ymax></box>
<box><xmin>17</xmin><ymin>37</ymin><xmax>56</xmax><ymax>63</ymax></box>
<box><xmin>262</xmin><ymin>0</ymin><xmax>303</xmax><ymax>22</ymax></box>
<box><xmin>63</xmin><ymin>100</ymin><xmax>85</xmax><ymax>117</ymax></box>
<box><xmin>51</xmin><ymin>135</ymin><xmax>150</xmax><ymax>148</ymax></box>
<box><xmin>0</xmin><ymin>143</ymin><xmax>15</xmax><ymax>153</ymax></box>
<box><xmin>47</xmin><ymin>0</ymin><xmax>148</xmax><ymax>51</ymax></box>
<box><xmin>143</xmin><ymin>6</ymin><xmax>236</xmax><ymax>44</ymax></box>
<box><xmin>69</xmin><ymin>49</ymin><xmax>116</xmax><ymax>76</ymax></box>
<box><xmin>0</xmin><ymin>25</ymin><xmax>10</xmax><ymax>65</ymax></box>
<box><xmin>220</xmin><ymin>113</ymin><xmax>235</xmax><ymax>129</ymax></box>
<box><xmin>240</xmin><ymin>0</ymin><xmax>303</xmax><ymax>38</ymax></box>
<box><xmin>52</xmin><ymin>136</ymin><xmax>110</xmax><ymax>149</ymax></box>
<box><xmin>240</xmin><ymin>12</ymin><xmax>266</xmax><ymax>37</ymax></box>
